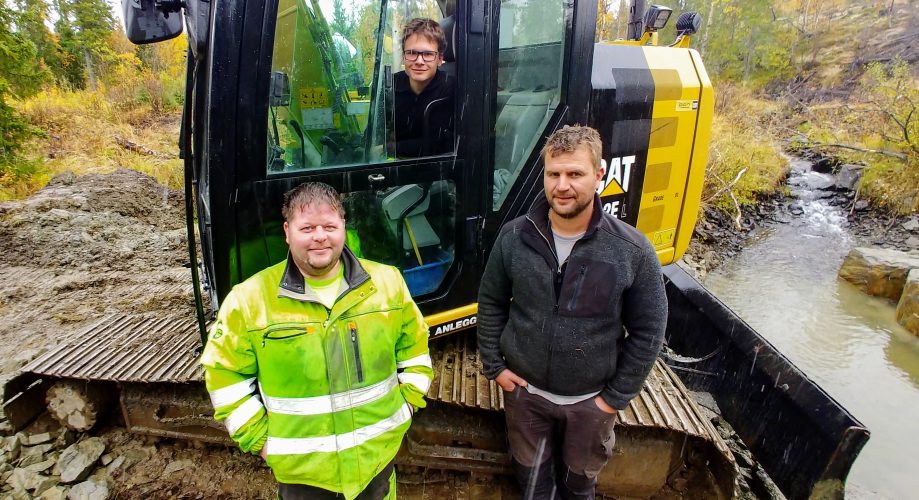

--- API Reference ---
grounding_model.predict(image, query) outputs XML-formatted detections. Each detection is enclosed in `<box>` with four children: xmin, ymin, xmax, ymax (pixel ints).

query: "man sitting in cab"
<box><xmin>388</xmin><ymin>18</ymin><xmax>455</xmax><ymax>158</ymax></box>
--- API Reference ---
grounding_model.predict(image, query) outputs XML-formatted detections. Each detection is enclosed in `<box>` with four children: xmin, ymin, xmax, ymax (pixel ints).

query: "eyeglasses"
<box><xmin>403</xmin><ymin>49</ymin><xmax>439</xmax><ymax>62</ymax></box>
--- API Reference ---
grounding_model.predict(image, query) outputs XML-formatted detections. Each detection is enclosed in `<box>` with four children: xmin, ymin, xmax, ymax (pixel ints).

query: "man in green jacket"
<box><xmin>201</xmin><ymin>182</ymin><xmax>433</xmax><ymax>499</ymax></box>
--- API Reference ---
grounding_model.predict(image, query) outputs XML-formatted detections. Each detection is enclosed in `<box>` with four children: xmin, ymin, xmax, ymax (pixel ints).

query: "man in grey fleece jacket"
<box><xmin>478</xmin><ymin>126</ymin><xmax>667</xmax><ymax>499</ymax></box>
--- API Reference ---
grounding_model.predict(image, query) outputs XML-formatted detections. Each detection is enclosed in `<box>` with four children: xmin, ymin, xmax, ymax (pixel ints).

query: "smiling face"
<box><xmin>402</xmin><ymin>33</ymin><xmax>443</xmax><ymax>93</ymax></box>
<box><xmin>283</xmin><ymin>202</ymin><xmax>346</xmax><ymax>280</ymax></box>
<box><xmin>543</xmin><ymin>146</ymin><xmax>604</xmax><ymax>220</ymax></box>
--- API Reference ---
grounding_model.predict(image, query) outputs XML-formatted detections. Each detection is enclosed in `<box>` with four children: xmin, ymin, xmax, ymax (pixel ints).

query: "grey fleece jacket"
<box><xmin>477</xmin><ymin>194</ymin><xmax>667</xmax><ymax>410</ymax></box>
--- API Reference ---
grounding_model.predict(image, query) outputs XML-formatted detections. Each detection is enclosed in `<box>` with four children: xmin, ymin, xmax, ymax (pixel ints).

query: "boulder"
<box><xmin>839</xmin><ymin>247</ymin><xmax>919</xmax><ymax>300</ymax></box>
<box><xmin>902</xmin><ymin>217</ymin><xmax>919</xmax><ymax>232</ymax></box>
<box><xmin>896</xmin><ymin>269</ymin><xmax>919</xmax><ymax>337</ymax></box>
<box><xmin>57</xmin><ymin>438</ymin><xmax>105</xmax><ymax>484</ymax></box>
<box><xmin>835</xmin><ymin>164</ymin><xmax>865</xmax><ymax>191</ymax></box>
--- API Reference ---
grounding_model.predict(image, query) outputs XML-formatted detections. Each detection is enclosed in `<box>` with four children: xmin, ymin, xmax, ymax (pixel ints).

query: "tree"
<box><xmin>53</xmin><ymin>0</ymin><xmax>117</xmax><ymax>90</ymax></box>
<box><xmin>0</xmin><ymin>4</ymin><xmax>43</xmax><ymax>96</ymax></box>
<box><xmin>14</xmin><ymin>0</ymin><xmax>62</xmax><ymax>87</ymax></box>
<box><xmin>330</xmin><ymin>0</ymin><xmax>355</xmax><ymax>38</ymax></box>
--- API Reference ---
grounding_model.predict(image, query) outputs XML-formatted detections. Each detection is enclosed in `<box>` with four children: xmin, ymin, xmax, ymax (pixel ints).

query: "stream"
<box><xmin>704</xmin><ymin>157</ymin><xmax>919</xmax><ymax>499</ymax></box>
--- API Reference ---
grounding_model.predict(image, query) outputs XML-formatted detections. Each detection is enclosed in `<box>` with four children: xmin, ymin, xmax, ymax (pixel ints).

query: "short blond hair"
<box><xmin>541</xmin><ymin>125</ymin><xmax>603</xmax><ymax>172</ymax></box>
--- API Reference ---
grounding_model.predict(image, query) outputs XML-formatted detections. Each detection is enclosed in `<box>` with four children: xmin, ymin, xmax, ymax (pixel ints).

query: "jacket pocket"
<box><xmin>261</xmin><ymin>325</ymin><xmax>314</xmax><ymax>347</ymax></box>
<box><xmin>348</xmin><ymin>322</ymin><xmax>364</xmax><ymax>383</ymax></box>
<box><xmin>559</xmin><ymin>260</ymin><xmax>618</xmax><ymax>317</ymax></box>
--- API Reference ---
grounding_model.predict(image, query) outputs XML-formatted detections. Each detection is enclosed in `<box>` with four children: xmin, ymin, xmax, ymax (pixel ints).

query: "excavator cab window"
<box><xmin>491</xmin><ymin>0</ymin><xmax>570</xmax><ymax>210</ymax></box>
<box><xmin>266</xmin><ymin>0</ymin><xmax>455</xmax><ymax>172</ymax></box>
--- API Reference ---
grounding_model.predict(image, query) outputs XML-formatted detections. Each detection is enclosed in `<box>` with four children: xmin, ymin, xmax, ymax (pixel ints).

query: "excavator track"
<box><xmin>4</xmin><ymin>313</ymin><xmax>738</xmax><ymax>497</ymax></box>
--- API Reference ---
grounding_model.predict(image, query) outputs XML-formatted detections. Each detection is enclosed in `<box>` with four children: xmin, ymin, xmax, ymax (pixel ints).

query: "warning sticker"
<box><xmin>651</xmin><ymin>228</ymin><xmax>675</xmax><ymax>248</ymax></box>
<box><xmin>299</xmin><ymin>87</ymin><xmax>330</xmax><ymax>108</ymax></box>
<box><xmin>675</xmin><ymin>100</ymin><xmax>699</xmax><ymax>112</ymax></box>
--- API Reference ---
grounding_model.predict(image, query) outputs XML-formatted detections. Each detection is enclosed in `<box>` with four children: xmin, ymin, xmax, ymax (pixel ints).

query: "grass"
<box><xmin>703</xmin><ymin>84</ymin><xmax>790</xmax><ymax>214</ymax></box>
<box><xmin>2</xmin><ymin>87</ymin><xmax>182</xmax><ymax>201</ymax></box>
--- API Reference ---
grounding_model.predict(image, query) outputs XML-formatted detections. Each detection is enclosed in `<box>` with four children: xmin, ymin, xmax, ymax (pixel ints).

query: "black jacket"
<box><xmin>477</xmin><ymin>194</ymin><xmax>667</xmax><ymax>409</ymax></box>
<box><xmin>388</xmin><ymin>70</ymin><xmax>454</xmax><ymax>157</ymax></box>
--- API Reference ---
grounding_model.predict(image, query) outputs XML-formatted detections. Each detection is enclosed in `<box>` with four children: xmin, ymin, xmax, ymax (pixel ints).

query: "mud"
<box><xmin>0</xmin><ymin>169</ymin><xmax>278</xmax><ymax>498</ymax></box>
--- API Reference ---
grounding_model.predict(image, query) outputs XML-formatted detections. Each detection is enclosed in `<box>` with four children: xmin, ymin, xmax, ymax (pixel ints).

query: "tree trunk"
<box><xmin>742</xmin><ymin>27</ymin><xmax>757</xmax><ymax>84</ymax></box>
<box><xmin>46</xmin><ymin>380</ymin><xmax>113</xmax><ymax>432</ymax></box>
<box><xmin>701</xmin><ymin>0</ymin><xmax>715</xmax><ymax>56</ymax></box>
<box><xmin>82</xmin><ymin>48</ymin><xmax>96</xmax><ymax>92</ymax></box>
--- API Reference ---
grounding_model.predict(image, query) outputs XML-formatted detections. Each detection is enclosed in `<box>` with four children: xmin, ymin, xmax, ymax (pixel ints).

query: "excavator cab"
<box><xmin>129</xmin><ymin>0</ymin><xmax>715</xmax><ymax>338</ymax></box>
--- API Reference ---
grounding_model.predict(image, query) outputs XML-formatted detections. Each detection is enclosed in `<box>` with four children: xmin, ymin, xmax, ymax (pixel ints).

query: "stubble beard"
<box><xmin>551</xmin><ymin>196</ymin><xmax>591</xmax><ymax>220</ymax></box>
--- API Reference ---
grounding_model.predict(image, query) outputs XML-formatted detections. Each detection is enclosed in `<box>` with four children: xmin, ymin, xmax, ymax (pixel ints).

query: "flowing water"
<box><xmin>704</xmin><ymin>158</ymin><xmax>919</xmax><ymax>499</ymax></box>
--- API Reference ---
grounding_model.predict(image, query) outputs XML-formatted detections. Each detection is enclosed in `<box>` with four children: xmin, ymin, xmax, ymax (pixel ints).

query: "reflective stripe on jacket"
<box><xmin>200</xmin><ymin>247</ymin><xmax>432</xmax><ymax>498</ymax></box>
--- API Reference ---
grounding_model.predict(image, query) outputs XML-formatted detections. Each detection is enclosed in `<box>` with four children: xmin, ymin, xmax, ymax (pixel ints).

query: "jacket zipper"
<box><xmin>261</xmin><ymin>326</ymin><xmax>309</xmax><ymax>347</ymax></box>
<box><xmin>567</xmin><ymin>265</ymin><xmax>587</xmax><ymax>311</ymax></box>
<box><xmin>349</xmin><ymin>322</ymin><xmax>364</xmax><ymax>383</ymax></box>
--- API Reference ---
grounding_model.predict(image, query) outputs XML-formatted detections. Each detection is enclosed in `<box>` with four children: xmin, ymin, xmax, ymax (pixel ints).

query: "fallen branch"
<box><xmin>729</xmin><ymin>191</ymin><xmax>743</xmax><ymax>230</ymax></box>
<box><xmin>704</xmin><ymin>167</ymin><xmax>748</xmax><ymax>203</ymax></box>
<box><xmin>849</xmin><ymin>185</ymin><xmax>861</xmax><ymax>216</ymax></box>
<box><xmin>113</xmin><ymin>135</ymin><xmax>177</xmax><ymax>159</ymax></box>
<box><xmin>808</xmin><ymin>141</ymin><xmax>906</xmax><ymax>160</ymax></box>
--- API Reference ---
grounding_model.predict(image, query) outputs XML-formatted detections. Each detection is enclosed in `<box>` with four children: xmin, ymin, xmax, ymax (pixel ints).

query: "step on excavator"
<box><xmin>2</xmin><ymin>0</ymin><xmax>869</xmax><ymax>497</ymax></box>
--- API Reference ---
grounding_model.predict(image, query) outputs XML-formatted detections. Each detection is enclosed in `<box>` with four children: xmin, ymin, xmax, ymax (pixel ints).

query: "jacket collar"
<box><xmin>394</xmin><ymin>69</ymin><xmax>446</xmax><ymax>96</ymax></box>
<box><xmin>278</xmin><ymin>245</ymin><xmax>370</xmax><ymax>302</ymax></box>
<box><xmin>525</xmin><ymin>193</ymin><xmax>605</xmax><ymax>243</ymax></box>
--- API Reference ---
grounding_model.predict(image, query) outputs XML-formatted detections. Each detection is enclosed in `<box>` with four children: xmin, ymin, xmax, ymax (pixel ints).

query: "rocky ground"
<box><xmin>0</xmin><ymin>170</ymin><xmax>277</xmax><ymax>499</ymax></box>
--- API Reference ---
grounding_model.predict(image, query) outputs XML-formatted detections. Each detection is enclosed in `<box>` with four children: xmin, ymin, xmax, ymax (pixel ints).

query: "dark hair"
<box><xmin>281</xmin><ymin>182</ymin><xmax>345</xmax><ymax>221</ymax></box>
<box><xmin>541</xmin><ymin>125</ymin><xmax>603</xmax><ymax>172</ymax></box>
<box><xmin>401</xmin><ymin>18</ymin><xmax>446</xmax><ymax>53</ymax></box>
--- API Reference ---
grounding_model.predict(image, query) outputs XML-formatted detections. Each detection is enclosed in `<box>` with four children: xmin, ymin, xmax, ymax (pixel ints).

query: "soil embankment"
<box><xmin>0</xmin><ymin>170</ymin><xmax>276</xmax><ymax>498</ymax></box>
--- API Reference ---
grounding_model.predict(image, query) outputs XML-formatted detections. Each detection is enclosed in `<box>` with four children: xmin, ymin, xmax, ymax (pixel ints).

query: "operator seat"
<box><xmin>438</xmin><ymin>15</ymin><xmax>457</xmax><ymax>77</ymax></box>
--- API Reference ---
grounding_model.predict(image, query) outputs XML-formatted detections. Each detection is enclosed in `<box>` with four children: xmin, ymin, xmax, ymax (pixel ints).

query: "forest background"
<box><xmin>0</xmin><ymin>0</ymin><xmax>917</xmax><ymax>217</ymax></box>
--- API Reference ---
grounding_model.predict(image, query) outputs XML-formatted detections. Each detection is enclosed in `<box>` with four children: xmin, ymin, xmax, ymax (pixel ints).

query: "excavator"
<box><xmin>1</xmin><ymin>0</ymin><xmax>869</xmax><ymax>497</ymax></box>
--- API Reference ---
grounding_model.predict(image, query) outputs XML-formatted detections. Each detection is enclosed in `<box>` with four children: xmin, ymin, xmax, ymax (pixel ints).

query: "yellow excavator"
<box><xmin>1</xmin><ymin>0</ymin><xmax>868</xmax><ymax>498</ymax></box>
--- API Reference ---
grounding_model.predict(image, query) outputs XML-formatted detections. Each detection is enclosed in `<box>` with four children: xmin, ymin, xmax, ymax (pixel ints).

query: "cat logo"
<box><xmin>597</xmin><ymin>155</ymin><xmax>636</xmax><ymax>197</ymax></box>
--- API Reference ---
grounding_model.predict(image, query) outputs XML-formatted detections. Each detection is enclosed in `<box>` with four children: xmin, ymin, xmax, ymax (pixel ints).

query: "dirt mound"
<box><xmin>0</xmin><ymin>169</ymin><xmax>185</xmax><ymax>272</ymax></box>
<box><xmin>0</xmin><ymin>170</ymin><xmax>193</xmax><ymax>377</ymax></box>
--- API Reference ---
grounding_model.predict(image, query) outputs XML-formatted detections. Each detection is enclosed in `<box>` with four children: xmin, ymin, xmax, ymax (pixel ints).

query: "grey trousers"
<box><xmin>504</xmin><ymin>387</ymin><xmax>617</xmax><ymax>500</ymax></box>
<box><xmin>277</xmin><ymin>460</ymin><xmax>394</xmax><ymax>500</ymax></box>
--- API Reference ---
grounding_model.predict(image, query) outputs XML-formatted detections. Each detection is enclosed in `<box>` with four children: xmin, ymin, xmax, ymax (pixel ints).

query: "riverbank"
<box><xmin>684</xmin><ymin>151</ymin><xmax>919</xmax><ymax>279</ymax></box>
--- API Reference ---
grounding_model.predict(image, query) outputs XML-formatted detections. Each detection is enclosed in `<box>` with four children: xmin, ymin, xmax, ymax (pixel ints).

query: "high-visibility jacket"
<box><xmin>200</xmin><ymin>247</ymin><xmax>433</xmax><ymax>498</ymax></box>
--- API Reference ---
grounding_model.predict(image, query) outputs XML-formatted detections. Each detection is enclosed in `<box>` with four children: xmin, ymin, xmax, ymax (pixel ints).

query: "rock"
<box><xmin>1</xmin><ymin>436</ymin><xmax>21</xmax><ymax>463</ymax></box>
<box><xmin>5</xmin><ymin>468</ymin><xmax>42</xmax><ymax>492</ymax></box>
<box><xmin>57</xmin><ymin>438</ymin><xmax>105</xmax><ymax>484</ymax></box>
<box><xmin>896</xmin><ymin>269</ymin><xmax>919</xmax><ymax>337</ymax></box>
<box><xmin>162</xmin><ymin>459</ymin><xmax>192</xmax><ymax>475</ymax></box>
<box><xmin>23</xmin><ymin>459</ymin><xmax>55</xmax><ymax>474</ymax></box>
<box><xmin>902</xmin><ymin>217</ymin><xmax>919</xmax><ymax>232</ymax></box>
<box><xmin>24</xmin><ymin>433</ymin><xmax>54</xmax><ymax>446</ymax></box>
<box><xmin>906</xmin><ymin>236</ymin><xmax>919</xmax><ymax>249</ymax></box>
<box><xmin>34</xmin><ymin>476</ymin><xmax>59</xmax><ymax>495</ymax></box>
<box><xmin>839</xmin><ymin>247</ymin><xmax>919</xmax><ymax>300</ymax></box>
<box><xmin>812</xmin><ymin>157</ymin><xmax>834</xmax><ymax>173</ymax></box>
<box><xmin>66</xmin><ymin>478</ymin><xmax>110</xmax><ymax>500</ymax></box>
<box><xmin>854</xmin><ymin>200</ymin><xmax>870</xmax><ymax>212</ymax></box>
<box><xmin>19</xmin><ymin>443</ymin><xmax>54</xmax><ymax>461</ymax></box>
<box><xmin>38</xmin><ymin>486</ymin><xmax>68</xmax><ymax>500</ymax></box>
<box><xmin>834</xmin><ymin>164</ymin><xmax>865</xmax><ymax>191</ymax></box>
<box><xmin>103</xmin><ymin>456</ymin><xmax>125</xmax><ymax>475</ymax></box>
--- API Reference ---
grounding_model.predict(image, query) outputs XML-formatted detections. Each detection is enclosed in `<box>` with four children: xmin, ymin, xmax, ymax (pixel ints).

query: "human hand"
<box><xmin>593</xmin><ymin>396</ymin><xmax>618</xmax><ymax>414</ymax></box>
<box><xmin>495</xmin><ymin>369</ymin><xmax>528</xmax><ymax>392</ymax></box>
